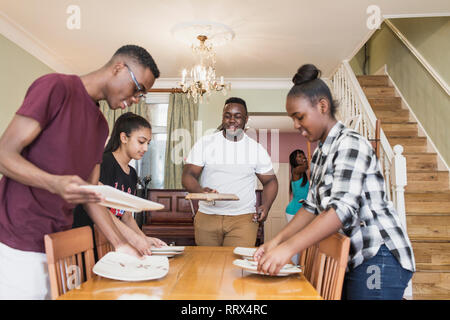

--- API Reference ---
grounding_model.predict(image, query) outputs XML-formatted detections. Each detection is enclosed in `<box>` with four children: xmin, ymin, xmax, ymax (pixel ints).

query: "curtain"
<box><xmin>99</xmin><ymin>99</ymin><xmax>148</xmax><ymax>134</ymax></box>
<box><xmin>164</xmin><ymin>93</ymin><xmax>199</xmax><ymax>189</ymax></box>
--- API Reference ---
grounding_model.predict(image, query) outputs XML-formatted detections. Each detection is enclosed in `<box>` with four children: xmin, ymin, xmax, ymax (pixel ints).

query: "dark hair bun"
<box><xmin>292</xmin><ymin>64</ymin><xmax>321</xmax><ymax>86</ymax></box>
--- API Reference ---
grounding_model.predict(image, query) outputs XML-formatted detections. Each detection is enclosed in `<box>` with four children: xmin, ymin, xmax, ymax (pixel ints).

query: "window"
<box><xmin>134</xmin><ymin>94</ymin><xmax>169</xmax><ymax>189</ymax></box>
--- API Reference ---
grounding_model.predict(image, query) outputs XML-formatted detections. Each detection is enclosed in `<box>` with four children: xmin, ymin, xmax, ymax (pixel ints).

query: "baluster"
<box><xmin>384</xmin><ymin>152</ymin><xmax>392</xmax><ymax>202</ymax></box>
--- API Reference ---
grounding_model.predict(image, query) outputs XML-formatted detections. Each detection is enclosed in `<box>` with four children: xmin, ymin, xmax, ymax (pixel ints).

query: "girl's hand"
<box><xmin>257</xmin><ymin>243</ymin><xmax>293</xmax><ymax>276</ymax></box>
<box><xmin>253</xmin><ymin>237</ymin><xmax>281</xmax><ymax>262</ymax></box>
<box><xmin>115</xmin><ymin>243</ymin><xmax>144</xmax><ymax>259</ymax></box>
<box><xmin>130</xmin><ymin>234</ymin><xmax>153</xmax><ymax>256</ymax></box>
<box><xmin>146</xmin><ymin>237</ymin><xmax>167</xmax><ymax>248</ymax></box>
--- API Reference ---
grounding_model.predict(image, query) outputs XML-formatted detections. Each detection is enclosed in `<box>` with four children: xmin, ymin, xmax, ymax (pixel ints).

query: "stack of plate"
<box><xmin>233</xmin><ymin>247</ymin><xmax>257</xmax><ymax>260</ymax></box>
<box><xmin>233</xmin><ymin>259</ymin><xmax>302</xmax><ymax>276</ymax></box>
<box><xmin>150</xmin><ymin>246</ymin><xmax>185</xmax><ymax>258</ymax></box>
<box><xmin>93</xmin><ymin>252</ymin><xmax>169</xmax><ymax>281</ymax></box>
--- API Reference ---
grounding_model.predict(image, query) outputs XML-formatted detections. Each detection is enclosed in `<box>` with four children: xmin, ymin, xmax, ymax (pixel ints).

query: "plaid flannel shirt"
<box><xmin>303</xmin><ymin>121</ymin><xmax>415</xmax><ymax>272</ymax></box>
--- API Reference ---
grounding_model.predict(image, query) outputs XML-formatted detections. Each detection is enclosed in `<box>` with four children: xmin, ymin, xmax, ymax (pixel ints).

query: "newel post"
<box><xmin>392</xmin><ymin>144</ymin><xmax>413</xmax><ymax>298</ymax></box>
<box><xmin>392</xmin><ymin>145</ymin><xmax>407</xmax><ymax>229</ymax></box>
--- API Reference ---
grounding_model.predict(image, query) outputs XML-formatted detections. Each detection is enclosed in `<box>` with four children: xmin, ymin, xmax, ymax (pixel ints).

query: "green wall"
<box><xmin>0</xmin><ymin>34</ymin><xmax>54</xmax><ymax>135</ymax></box>
<box><xmin>391</xmin><ymin>17</ymin><xmax>450</xmax><ymax>84</ymax></box>
<box><xmin>350</xmin><ymin>18</ymin><xmax>450</xmax><ymax>167</ymax></box>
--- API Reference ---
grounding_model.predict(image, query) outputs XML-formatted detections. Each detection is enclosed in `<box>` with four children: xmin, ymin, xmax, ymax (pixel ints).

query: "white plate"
<box><xmin>233</xmin><ymin>259</ymin><xmax>302</xmax><ymax>276</ymax></box>
<box><xmin>150</xmin><ymin>253</ymin><xmax>175</xmax><ymax>258</ymax></box>
<box><xmin>151</xmin><ymin>246</ymin><xmax>185</xmax><ymax>252</ymax></box>
<box><xmin>93</xmin><ymin>252</ymin><xmax>169</xmax><ymax>281</ymax></box>
<box><xmin>81</xmin><ymin>185</ymin><xmax>164</xmax><ymax>212</ymax></box>
<box><xmin>151</xmin><ymin>251</ymin><xmax>184</xmax><ymax>256</ymax></box>
<box><xmin>233</xmin><ymin>247</ymin><xmax>257</xmax><ymax>260</ymax></box>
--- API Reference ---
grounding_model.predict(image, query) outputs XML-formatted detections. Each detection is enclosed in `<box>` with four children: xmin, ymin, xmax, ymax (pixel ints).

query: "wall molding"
<box><xmin>382</xmin><ymin>13</ymin><xmax>450</xmax><ymax>19</ymax></box>
<box><xmin>0</xmin><ymin>11</ymin><xmax>74</xmax><ymax>73</ymax></box>
<box><xmin>379</xmin><ymin>65</ymin><xmax>450</xmax><ymax>173</ymax></box>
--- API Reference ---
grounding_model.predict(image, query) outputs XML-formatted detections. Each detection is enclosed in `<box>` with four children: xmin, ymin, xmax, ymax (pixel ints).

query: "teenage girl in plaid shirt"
<box><xmin>254</xmin><ymin>64</ymin><xmax>415</xmax><ymax>300</ymax></box>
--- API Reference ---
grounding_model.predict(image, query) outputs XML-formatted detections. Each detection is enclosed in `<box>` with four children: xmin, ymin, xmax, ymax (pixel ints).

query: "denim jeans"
<box><xmin>342</xmin><ymin>245</ymin><xmax>413</xmax><ymax>300</ymax></box>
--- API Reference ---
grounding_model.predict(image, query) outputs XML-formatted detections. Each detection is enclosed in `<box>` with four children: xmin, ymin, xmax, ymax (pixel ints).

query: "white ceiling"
<box><xmin>1</xmin><ymin>0</ymin><xmax>449</xmax><ymax>82</ymax></box>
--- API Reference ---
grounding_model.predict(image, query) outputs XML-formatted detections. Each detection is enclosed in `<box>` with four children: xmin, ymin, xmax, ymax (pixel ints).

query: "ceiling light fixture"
<box><xmin>172</xmin><ymin>21</ymin><xmax>234</xmax><ymax>103</ymax></box>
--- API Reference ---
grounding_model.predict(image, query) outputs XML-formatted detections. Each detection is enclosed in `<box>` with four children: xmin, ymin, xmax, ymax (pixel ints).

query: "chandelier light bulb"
<box><xmin>177</xmin><ymin>32</ymin><xmax>231</xmax><ymax>103</ymax></box>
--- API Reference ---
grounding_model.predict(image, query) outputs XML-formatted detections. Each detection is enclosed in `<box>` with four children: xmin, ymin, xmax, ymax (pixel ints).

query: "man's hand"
<box><xmin>202</xmin><ymin>187</ymin><xmax>218</xmax><ymax>193</ymax></box>
<box><xmin>49</xmin><ymin>175</ymin><xmax>104</xmax><ymax>204</ymax></box>
<box><xmin>253</xmin><ymin>204</ymin><xmax>269</xmax><ymax>223</ymax></box>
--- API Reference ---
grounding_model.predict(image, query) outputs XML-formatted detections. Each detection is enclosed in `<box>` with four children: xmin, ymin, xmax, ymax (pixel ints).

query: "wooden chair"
<box><xmin>300</xmin><ymin>233</ymin><xmax>350</xmax><ymax>300</ymax></box>
<box><xmin>44</xmin><ymin>226</ymin><xmax>95</xmax><ymax>300</ymax></box>
<box><xmin>93</xmin><ymin>224</ymin><xmax>114</xmax><ymax>260</ymax></box>
<box><xmin>299</xmin><ymin>243</ymin><xmax>319</xmax><ymax>281</ymax></box>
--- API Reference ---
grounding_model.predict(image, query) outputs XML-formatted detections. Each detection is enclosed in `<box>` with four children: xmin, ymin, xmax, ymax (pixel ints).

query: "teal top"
<box><xmin>285</xmin><ymin>177</ymin><xmax>310</xmax><ymax>215</ymax></box>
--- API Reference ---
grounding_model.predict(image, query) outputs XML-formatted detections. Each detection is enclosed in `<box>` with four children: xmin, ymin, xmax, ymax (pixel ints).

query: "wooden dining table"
<box><xmin>58</xmin><ymin>246</ymin><xmax>322</xmax><ymax>300</ymax></box>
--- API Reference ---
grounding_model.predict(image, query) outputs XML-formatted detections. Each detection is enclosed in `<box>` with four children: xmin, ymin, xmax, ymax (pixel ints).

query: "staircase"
<box><xmin>357</xmin><ymin>75</ymin><xmax>450</xmax><ymax>300</ymax></box>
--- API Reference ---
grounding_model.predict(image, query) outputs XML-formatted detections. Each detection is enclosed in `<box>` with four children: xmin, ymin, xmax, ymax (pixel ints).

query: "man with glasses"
<box><xmin>0</xmin><ymin>45</ymin><xmax>159</xmax><ymax>299</ymax></box>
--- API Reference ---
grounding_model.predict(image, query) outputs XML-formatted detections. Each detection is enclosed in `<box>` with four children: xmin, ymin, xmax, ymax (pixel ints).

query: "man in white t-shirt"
<box><xmin>182</xmin><ymin>97</ymin><xmax>278</xmax><ymax>247</ymax></box>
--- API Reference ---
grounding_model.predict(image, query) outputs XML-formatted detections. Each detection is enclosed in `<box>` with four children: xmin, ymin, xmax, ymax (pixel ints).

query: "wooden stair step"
<box><xmin>382</xmin><ymin>122</ymin><xmax>418</xmax><ymax>137</ymax></box>
<box><xmin>374</xmin><ymin>109</ymin><xmax>410</xmax><ymax>122</ymax></box>
<box><xmin>412</xmin><ymin>271</ymin><xmax>450</xmax><ymax>298</ymax></box>
<box><xmin>406</xmin><ymin>215</ymin><xmax>450</xmax><ymax>240</ymax></box>
<box><xmin>405</xmin><ymin>192</ymin><xmax>450</xmax><ymax>202</ymax></box>
<box><xmin>404</xmin><ymin>153</ymin><xmax>438</xmax><ymax>171</ymax></box>
<box><xmin>412</xmin><ymin>294</ymin><xmax>450</xmax><ymax>300</ymax></box>
<box><xmin>368</xmin><ymin>97</ymin><xmax>402</xmax><ymax>109</ymax></box>
<box><xmin>357</xmin><ymin>75</ymin><xmax>389</xmax><ymax>87</ymax></box>
<box><xmin>388</xmin><ymin>137</ymin><xmax>427</xmax><ymax>153</ymax></box>
<box><xmin>363</xmin><ymin>86</ymin><xmax>396</xmax><ymax>97</ymax></box>
<box><xmin>406</xmin><ymin>201</ymin><xmax>450</xmax><ymax>214</ymax></box>
<box><xmin>412</xmin><ymin>241</ymin><xmax>450</xmax><ymax>272</ymax></box>
<box><xmin>406</xmin><ymin>171</ymin><xmax>449</xmax><ymax>193</ymax></box>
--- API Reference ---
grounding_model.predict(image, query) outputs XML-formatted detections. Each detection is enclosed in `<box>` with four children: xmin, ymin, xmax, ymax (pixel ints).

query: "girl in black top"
<box><xmin>73</xmin><ymin>112</ymin><xmax>165</xmax><ymax>255</ymax></box>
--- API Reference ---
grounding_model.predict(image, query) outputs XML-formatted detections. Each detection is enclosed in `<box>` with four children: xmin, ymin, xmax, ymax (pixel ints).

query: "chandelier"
<box><xmin>173</xmin><ymin>22</ymin><xmax>233</xmax><ymax>103</ymax></box>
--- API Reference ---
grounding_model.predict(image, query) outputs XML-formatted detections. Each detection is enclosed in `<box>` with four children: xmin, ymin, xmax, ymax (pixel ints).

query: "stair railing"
<box><xmin>330</xmin><ymin>60</ymin><xmax>408</xmax><ymax>231</ymax></box>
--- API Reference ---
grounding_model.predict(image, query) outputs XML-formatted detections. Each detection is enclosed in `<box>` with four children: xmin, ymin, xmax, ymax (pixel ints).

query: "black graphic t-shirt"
<box><xmin>72</xmin><ymin>152</ymin><xmax>138</xmax><ymax>228</ymax></box>
<box><xmin>99</xmin><ymin>152</ymin><xmax>138</xmax><ymax>218</ymax></box>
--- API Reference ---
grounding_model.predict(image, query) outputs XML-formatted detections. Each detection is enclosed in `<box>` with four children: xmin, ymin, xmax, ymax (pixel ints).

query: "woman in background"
<box><xmin>285</xmin><ymin>149</ymin><xmax>309</xmax><ymax>264</ymax></box>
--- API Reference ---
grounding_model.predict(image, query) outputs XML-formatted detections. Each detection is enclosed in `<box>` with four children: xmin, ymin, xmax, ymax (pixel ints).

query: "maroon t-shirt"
<box><xmin>0</xmin><ymin>73</ymin><xmax>109</xmax><ymax>253</ymax></box>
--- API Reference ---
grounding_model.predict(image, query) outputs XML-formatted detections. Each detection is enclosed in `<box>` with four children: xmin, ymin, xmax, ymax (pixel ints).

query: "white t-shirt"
<box><xmin>185</xmin><ymin>131</ymin><xmax>273</xmax><ymax>215</ymax></box>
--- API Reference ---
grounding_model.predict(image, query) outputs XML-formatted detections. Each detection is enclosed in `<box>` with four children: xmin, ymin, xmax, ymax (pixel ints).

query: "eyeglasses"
<box><xmin>124</xmin><ymin>64</ymin><xmax>146</xmax><ymax>101</ymax></box>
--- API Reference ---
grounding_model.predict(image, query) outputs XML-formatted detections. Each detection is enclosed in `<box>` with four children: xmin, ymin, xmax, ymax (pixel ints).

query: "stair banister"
<box><xmin>330</xmin><ymin>61</ymin><xmax>408</xmax><ymax>229</ymax></box>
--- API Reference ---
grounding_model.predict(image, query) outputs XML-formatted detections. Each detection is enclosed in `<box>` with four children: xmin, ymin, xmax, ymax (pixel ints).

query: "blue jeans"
<box><xmin>342</xmin><ymin>245</ymin><xmax>413</xmax><ymax>300</ymax></box>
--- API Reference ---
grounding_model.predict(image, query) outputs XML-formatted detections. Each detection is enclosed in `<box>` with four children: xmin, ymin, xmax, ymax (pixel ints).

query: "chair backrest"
<box><xmin>300</xmin><ymin>233</ymin><xmax>350</xmax><ymax>300</ymax></box>
<box><xmin>44</xmin><ymin>226</ymin><xmax>95</xmax><ymax>300</ymax></box>
<box><xmin>93</xmin><ymin>224</ymin><xmax>114</xmax><ymax>260</ymax></box>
